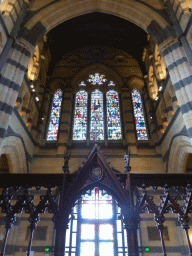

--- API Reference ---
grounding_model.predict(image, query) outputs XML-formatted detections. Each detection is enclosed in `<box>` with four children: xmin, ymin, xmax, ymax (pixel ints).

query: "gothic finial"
<box><xmin>62</xmin><ymin>152</ymin><xmax>71</xmax><ymax>174</ymax></box>
<box><xmin>124</xmin><ymin>152</ymin><xmax>131</xmax><ymax>173</ymax></box>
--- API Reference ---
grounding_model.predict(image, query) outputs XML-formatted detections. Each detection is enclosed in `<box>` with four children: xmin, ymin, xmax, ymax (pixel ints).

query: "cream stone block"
<box><xmin>31</xmin><ymin>158</ymin><xmax>64</xmax><ymax>173</ymax></box>
<box><xmin>127</xmin><ymin>134</ymin><xmax>136</xmax><ymax>143</ymax></box>
<box><xmin>131</xmin><ymin>157</ymin><xmax>165</xmax><ymax>173</ymax></box>
<box><xmin>57</xmin><ymin>145</ymin><xmax>66</xmax><ymax>155</ymax></box>
<box><xmin>58</xmin><ymin>133</ymin><xmax>68</xmax><ymax>143</ymax></box>
<box><xmin>69</xmin><ymin>157</ymin><xmax>86</xmax><ymax>173</ymax></box>
<box><xmin>129</xmin><ymin>146</ymin><xmax>138</xmax><ymax>155</ymax></box>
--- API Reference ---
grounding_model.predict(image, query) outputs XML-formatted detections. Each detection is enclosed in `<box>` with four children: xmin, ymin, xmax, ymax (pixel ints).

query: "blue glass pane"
<box><xmin>90</xmin><ymin>89</ymin><xmax>104</xmax><ymax>140</ymax></box>
<box><xmin>106</xmin><ymin>90</ymin><xmax>122</xmax><ymax>140</ymax></box>
<box><xmin>99</xmin><ymin>190</ymin><xmax>112</xmax><ymax>201</ymax></box>
<box><xmin>132</xmin><ymin>89</ymin><xmax>148</xmax><ymax>140</ymax></box>
<box><xmin>47</xmin><ymin>89</ymin><xmax>62</xmax><ymax>141</ymax></box>
<box><xmin>73</xmin><ymin>90</ymin><xmax>88</xmax><ymax>140</ymax></box>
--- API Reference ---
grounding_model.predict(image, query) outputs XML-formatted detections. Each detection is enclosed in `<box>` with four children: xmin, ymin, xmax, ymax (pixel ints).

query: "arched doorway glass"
<box><xmin>65</xmin><ymin>187</ymin><xmax>127</xmax><ymax>256</ymax></box>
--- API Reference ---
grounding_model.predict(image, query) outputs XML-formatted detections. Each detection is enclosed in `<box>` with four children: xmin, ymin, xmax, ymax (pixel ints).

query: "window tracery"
<box><xmin>47</xmin><ymin>89</ymin><xmax>63</xmax><ymax>141</ymax></box>
<box><xmin>88</xmin><ymin>73</ymin><xmax>107</xmax><ymax>85</ymax></box>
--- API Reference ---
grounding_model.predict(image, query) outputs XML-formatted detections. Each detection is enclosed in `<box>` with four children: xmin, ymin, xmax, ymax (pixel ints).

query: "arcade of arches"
<box><xmin>0</xmin><ymin>0</ymin><xmax>192</xmax><ymax>255</ymax></box>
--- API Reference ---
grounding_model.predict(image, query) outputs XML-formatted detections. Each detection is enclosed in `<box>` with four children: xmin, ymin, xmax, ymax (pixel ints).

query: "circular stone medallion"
<box><xmin>90</xmin><ymin>166</ymin><xmax>102</xmax><ymax>180</ymax></box>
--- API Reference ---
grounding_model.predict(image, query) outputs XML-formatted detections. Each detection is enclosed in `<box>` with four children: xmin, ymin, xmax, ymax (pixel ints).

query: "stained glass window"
<box><xmin>79</xmin><ymin>81</ymin><xmax>86</xmax><ymax>86</ymax></box>
<box><xmin>108</xmin><ymin>81</ymin><xmax>115</xmax><ymax>86</ymax></box>
<box><xmin>106</xmin><ymin>90</ymin><xmax>122</xmax><ymax>140</ymax></box>
<box><xmin>88</xmin><ymin>73</ymin><xmax>107</xmax><ymax>85</ymax></box>
<box><xmin>65</xmin><ymin>188</ymin><xmax>127</xmax><ymax>256</ymax></box>
<box><xmin>90</xmin><ymin>90</ymin><xmax>104</xmax><ymax>141</ymax></box>
<box><xmin>73</xmin><ymin>90</ymin><xmax>88</xmax><ymax>140</ymax></box>
<box><xmin>47</xmin><ymin>89</ymin><xmax>62</xmax><ymax>141</ymax></box>
<box><xmin>132</xmin><ymin>89</ymin><xmax>148</xmax><ymax>140</ymax></box>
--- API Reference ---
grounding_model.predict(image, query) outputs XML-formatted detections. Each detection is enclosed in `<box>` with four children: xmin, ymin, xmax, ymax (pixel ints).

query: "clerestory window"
<box><xmin>65</xmin><ymin>187</ymin><xmax>127</xmax><ymax>256</ymax></box>
<box><xmin>47</xmin><ymin>89</ymin><xmax>63</xmax><ymax>141</ymax></box>
<box><xmin>131</xmin><ymin>89</ymin><xmax>148</xmax><ymax>140</ymax></box>
<box><xmin>72</xmin><ymin>73</ymin><xmax>122</xmax><ymax>141</ymax></box>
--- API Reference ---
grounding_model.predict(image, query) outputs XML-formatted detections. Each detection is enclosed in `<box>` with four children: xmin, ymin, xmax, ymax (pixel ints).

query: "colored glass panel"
<box><xmin>88</xmin><ymin>73</ymin><xmax>107</xmax><ymax>85</ymax></box>
<box><xmin>79</xmin><ymin>81</ymin><xmax>86</xmax><ymax>86</ymax></box>
<box><xmin>132</xmin><ymin>89</ymin><xmax>148</xmax><ymax>140</ymax></box>
<box><xmin>108</xmin><ymin>81</ymin><xmax>115</xmax><ymax>86</ymax></box>
<box><xmin>47</xmin><ymin>89</ymin><xmax>62</xmax><ymax>141</ymax></box>
<box><xmin>73</xmin><ymin>90</ymin><xmax>88</xmax><ymax>140</ymax></box>
<box><xmin>90</xmin><ymin>89</ymin><xmax>104</xmax><ymax>140</ymax></box>
<box><xmin>106</xmin><ymin>90</ymin><xmax>122</xmax><ymax>140</ymax></box>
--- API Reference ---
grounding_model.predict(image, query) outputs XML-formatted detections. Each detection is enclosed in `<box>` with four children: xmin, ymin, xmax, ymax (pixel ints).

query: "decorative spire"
<box><xmin>62</xmin><ymin>152</ymin><xmax>71</xmax><ymax>174</ymax></box>
<box><xmin>124</xmin><ymin>152</ymin><xmax>131</xmax><ymax>173</ymax></box>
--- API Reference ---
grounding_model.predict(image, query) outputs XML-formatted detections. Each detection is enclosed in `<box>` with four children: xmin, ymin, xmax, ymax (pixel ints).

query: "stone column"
<box><xmin>159</xmin><ymin>36</ymin><xmax>192</xmax><ymax>137</ymax></box>
<box><xmin>0</xmin><ymin>38</ymin><xmax>34</xmax><ymax>146</ymax></box>
<box><xmin>143</xmin><ymin>87</ymin><xmax>158</xmax><ymax>143</ymax></box>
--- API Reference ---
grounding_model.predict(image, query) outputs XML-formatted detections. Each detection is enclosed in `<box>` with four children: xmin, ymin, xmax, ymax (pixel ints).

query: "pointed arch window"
<box><xmin>47</xmin><ymin>89</ymin><xmax>63</xmax><ymax>141</ymax></box>
<box><xmin>131</xmin><ymin>89</ymin><xmax>148</xmax><ymax>140</ymax></box>
<box><xmin>90</xmin><ymin>89</ymin><xmax>104</xmax><ymax>141</ymax></box>
<box><xmin>72</xmin><ymin>77</ymin><xmax>123</xmax><ymax>141</ymax></box>
<box><xmin>65</xmin><ymin>187</ymin><xmax>127</xmax><ymax>256</ymax></box>
<box><xmin>73</xmin><ymin>90</ymin><xmax>88</xmax><ymax>140</ymax></box>
<box><xmin>106</xmin><ymin>90</ymin><xmax>122</xmax><ymax>140</ymax></box>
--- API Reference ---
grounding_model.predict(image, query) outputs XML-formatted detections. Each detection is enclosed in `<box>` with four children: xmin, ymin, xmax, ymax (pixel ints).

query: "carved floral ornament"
<box><xmin>79</xmin><ymin>73</ymin><xmax>115</xmax><ymax>87</ymax></box>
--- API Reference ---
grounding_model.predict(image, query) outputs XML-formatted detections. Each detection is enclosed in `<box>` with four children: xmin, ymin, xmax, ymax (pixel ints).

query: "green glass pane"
<box><xmin>99</xmin><ymin>242</ymin><xmax>114</xmax><ymax>256</ymax></box>
<box><xmin>80</xmin><ymin>242</ymin><xmax>95</xmax><ymax>256</ymax></box>
<box><xmin>99</xmin><ymin>224</ymin><xmax>113</xmax><ymax>240</ymax></box>
<box><xmin>81</xmin><ymin>224</ymin><xmax>95</xmax><ymax>240</ymax></box>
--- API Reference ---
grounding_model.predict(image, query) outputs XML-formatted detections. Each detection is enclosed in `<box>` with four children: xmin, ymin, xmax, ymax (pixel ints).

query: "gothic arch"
<box><xmin>168</xmin><ymin>135</ymin><xmax>192</xmax><ymax>173</ymax></box>
<box><xmin>128</xmin><ymin>76</ymin><xmax>145</xmax><ymax>93</ymax></box>
<box><xmin>19</xmin><ymin>1</ymin><xmax>170</xmax><ymax>46</ymax></box>
<box><xmin>0</xmin><ymin>135</ymin><xmax>27</xmax><ymax>173</ymax></box>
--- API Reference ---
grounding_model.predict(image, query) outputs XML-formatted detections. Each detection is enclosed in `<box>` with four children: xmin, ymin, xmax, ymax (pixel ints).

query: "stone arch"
<box><xmin>19</xmin><ymin>1</ymin><xmax>170</xmax><ymax>47</ymax></box>
<box><xmin>128</xmin><ymin>76</ymin><xmax>145</xmax><ymax>93</ymax></box>
<box><xmin>168</xmin><ymin>135</ymin><xmax>192</xmax><ymax>173</ymax></box>
<box><xmin>0</xmin><ymin>135</ymin><xmax>27</xmax><ymax>173</ymax></box>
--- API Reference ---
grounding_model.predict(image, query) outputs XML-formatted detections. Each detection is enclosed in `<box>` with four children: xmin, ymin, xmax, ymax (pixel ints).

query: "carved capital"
<box><xmin>158</xmin><ymin>36</ymin><xmax>178</xmax><ymax>55</ymax></box>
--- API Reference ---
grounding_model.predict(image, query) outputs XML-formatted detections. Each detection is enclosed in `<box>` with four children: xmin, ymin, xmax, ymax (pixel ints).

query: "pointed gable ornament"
<box><xmin>62</xmin><ymin>144</ymin><xmax>129</xmax><ymax>212</ymax></box>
